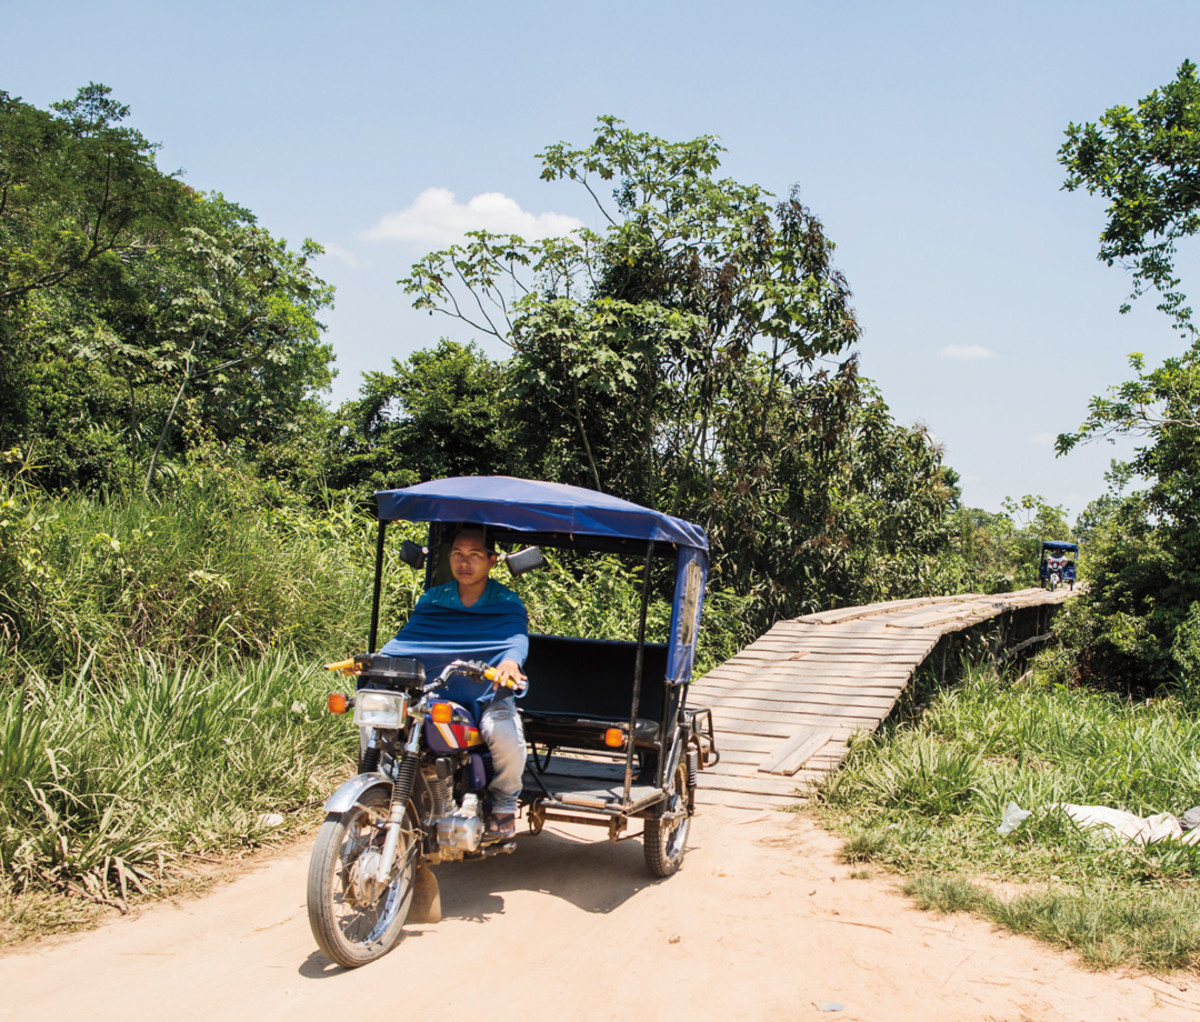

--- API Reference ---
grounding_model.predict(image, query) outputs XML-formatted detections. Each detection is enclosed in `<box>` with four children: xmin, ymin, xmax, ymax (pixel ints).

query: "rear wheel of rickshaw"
<box><xmin>644</xmin><ymin>761</ymin><xmax>692</xmax><ymax>878</ymax></box>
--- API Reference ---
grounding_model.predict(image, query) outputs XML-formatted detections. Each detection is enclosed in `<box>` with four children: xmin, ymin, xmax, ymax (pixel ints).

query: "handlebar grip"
<box><xmin>483</xmin><ymin>665</ymin><xmax>528</xmax><ymax>693</ymax></box>
<box><xmin>325</xmin><ymin>658</ymin><xmax>361</xmax><ymax>675</ymax></box>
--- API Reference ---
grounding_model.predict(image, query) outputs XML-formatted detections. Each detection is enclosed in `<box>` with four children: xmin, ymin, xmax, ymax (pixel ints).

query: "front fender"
<box><xmin>324</xmin><ymin>772</ymin><xmax>391</xmax><ymax>814</ymax></box>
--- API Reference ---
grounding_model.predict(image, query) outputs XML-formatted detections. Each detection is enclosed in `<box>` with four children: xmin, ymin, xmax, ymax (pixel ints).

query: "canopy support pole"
<box><xmin>368</xmin><ymin>520</ymin><xmax>387</xmax><ymax>652</ymax></box>
<box><xmin>623</xmin><ymin>542</ymin><xmax>654</xmax><ymax>803</ymax></box>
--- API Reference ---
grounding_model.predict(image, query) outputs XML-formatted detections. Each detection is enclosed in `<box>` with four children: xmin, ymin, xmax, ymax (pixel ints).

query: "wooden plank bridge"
<box><xmin>690</xmin><ymin>588</ymin><xmax>1072</xmax><ymax>810</ymax></box>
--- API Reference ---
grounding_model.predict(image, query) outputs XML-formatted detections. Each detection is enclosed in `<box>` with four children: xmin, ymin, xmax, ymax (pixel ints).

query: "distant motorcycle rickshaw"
<box><xmin>1039</xmin><ymin>540</ymin><xmax>1078</xmax><ymax>591</ymax></box>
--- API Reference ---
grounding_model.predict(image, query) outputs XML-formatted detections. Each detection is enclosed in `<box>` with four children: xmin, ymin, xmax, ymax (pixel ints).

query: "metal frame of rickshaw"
<box><xmin>364</xmin><ymin>478</ymin><xmax>719</xmax><ymax>840</ymax></box>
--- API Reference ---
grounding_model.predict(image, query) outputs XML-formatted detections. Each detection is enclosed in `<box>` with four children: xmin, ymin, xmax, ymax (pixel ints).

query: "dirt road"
<box><xmin>2</xmin><ymin>806</ymin><xmax>1197</xmax><ymax>1022</ymax></box>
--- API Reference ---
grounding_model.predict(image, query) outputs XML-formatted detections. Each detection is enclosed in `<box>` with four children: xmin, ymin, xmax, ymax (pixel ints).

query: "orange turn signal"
<box><xmin>327</xmin><ymin>692</ymin><xmax>349</xmax><ymax>714</ymax></box>
<box><xmin>604</xmin><ymin>727</ymin><xmax>625</xmax><ymax>748</ymax></box>
<box><xmin>430</xmin><ymin>702</ymin><xmax>453</xmax><ymax>724</ymax></box>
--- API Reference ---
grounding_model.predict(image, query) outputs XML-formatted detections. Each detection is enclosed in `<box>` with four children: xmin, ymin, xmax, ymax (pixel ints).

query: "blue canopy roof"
<box><xmin>1042</xmin><ymin>540</ymin><xmax>1079</xmax><ymax>551</ymax></box>
<box><xmin>375</xmin><ymin>476</ymin><xmax>708</xmax><ymax>552</ymax></box>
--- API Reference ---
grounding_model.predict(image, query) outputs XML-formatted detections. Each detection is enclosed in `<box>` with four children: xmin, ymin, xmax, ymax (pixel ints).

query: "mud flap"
<box><xmin>408</xmin><ymin>861</ymin><xmax>442</xmax><ymax>924</ymax></box>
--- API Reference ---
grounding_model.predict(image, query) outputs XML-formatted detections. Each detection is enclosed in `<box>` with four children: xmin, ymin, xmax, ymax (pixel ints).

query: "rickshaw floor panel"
<box><xmin>521</xmin><ymin>758</ymin><xmax>661</xmax><ymax>813</ymax></box>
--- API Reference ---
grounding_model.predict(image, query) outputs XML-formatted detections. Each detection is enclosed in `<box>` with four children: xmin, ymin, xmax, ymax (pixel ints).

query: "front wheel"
<box><xmin>307</xmin><ymin>786</ymin><xmax>419</xmax><ymax>968</ymax></box>
<box><xmin>644</xmin><ymin>761</ymin><xmax>692</xmax><ymax>878</ymax></box>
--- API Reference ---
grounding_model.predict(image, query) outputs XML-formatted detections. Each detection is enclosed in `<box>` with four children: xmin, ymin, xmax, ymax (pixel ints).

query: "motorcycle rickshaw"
<box><xmin>309</xmin><ymin>476</ymin><xmax>720</xmax><ymax>967</ymax></box>
<box><xmin>1039</xmin><ymin>539</ymin><xmax>1078</xmax><ymax>591</ymax></box>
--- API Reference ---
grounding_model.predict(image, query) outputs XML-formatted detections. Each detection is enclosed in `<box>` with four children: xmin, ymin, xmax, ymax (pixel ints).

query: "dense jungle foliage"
<box><xmin>0</xmin><ymin>87</ymin><xmax>1076</xmax><ymax>925</ymax></box>
<box><xmin>1057</xmin><ymin>60</ymin><xmax>1200</xmax><ymax>698</ymax></box>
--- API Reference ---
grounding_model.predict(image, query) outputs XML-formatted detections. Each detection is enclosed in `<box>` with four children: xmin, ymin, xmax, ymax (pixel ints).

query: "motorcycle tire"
<box><xmin>307</xmin><ymin>786</ymin><xmax>419</xmax><ymax>968</ymax></box>
<box><xmin>644</xmin><ymin>761</ymin><xmax>692</xmax><ymax>878</ymax></box>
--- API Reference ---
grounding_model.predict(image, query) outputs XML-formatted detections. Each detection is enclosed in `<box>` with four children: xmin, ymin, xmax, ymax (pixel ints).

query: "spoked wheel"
<box><xmin>644</xmin><ymin>761</ymin><xmax>692</xmax><ymax>878</ymax></box>
<box><xmin>307</xmin><ymin>786</ymin><xmax>419</xmax><ymax>968</ymax></box>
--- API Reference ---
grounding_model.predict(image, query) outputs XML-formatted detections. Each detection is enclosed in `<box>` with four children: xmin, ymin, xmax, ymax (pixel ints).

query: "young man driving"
<box><xmin>379</xmin><ymin>526</ymin><xmax>528</xmax><ymax>840</ymax></box>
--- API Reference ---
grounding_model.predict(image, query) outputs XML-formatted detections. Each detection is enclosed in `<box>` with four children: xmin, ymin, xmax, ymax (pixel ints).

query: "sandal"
<box><xmin>485</xmin><ymin>812</ymin><xmax>517</xmax><ymax>841</ymax></box>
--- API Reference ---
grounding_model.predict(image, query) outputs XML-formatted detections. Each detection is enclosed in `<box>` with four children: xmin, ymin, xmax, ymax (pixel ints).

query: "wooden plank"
<box><xmin>697</xmin><ymin>664</ymin><xmax>913</xmax><ymax>683</ymax></box>
<box><xmin>797</xmin><ymin>649</ymin><xmax>934</xmax><ymax>663</ymax></box>
<box><xmin>699</xmin><ymin>703</ymin><xmax>893</xmax><ymax>725</ymax></box>
<box><xmin>698</xmin><ymin>690</ymin><xmax>900</xmax><ymax>711</ymax></box>
<box><xmin>705</xmin><ymin>662</ymin><xmax>914</xmax><ymax>681</ymax></box>
<box><xmin>711</xmin><ymin>716</ymin><xmax>859</xmax><ymax>740</ymax></box>
<box><xmin>697</xmin><ymin>666</ymin><xmax>912</xmax><ymax>685</ymax></box>
<box><xmin>746</xmin><ymin>640</ymin><xmax>920</xmax><ymax>654</ymax></box>
<box><xmin>759</xmin><ymin>727</ymin><xmax>832</xmax><ymax>776</ymax></box>
<box><xmin>695</xmin><ymin>769</ymin><xmax>807</xmax><ymax>796</ymax></box>
<box><xmin>698</xmin><ymin>689</ymin><xmax>905</xmax><ymax>710</ymax></box>
<box><xmin>715</xmin><ymin>713</ymin><xmax>876</xmax><ymax>732</ymax></box>
<box><xmin>695</xmin><ymin>678</ymin><xmax>908</xmax><ymax>699</ymax></box>
<box><xmin>709</xmin><ymin>748</ymin><xmax>771</xmax><ymax>768</ymax></box>
<box><xmin>701</xmin><ymin>698</ymin><xmax>879</xmax><ymax>718</ymax></box>
<box><xmin>776</xmin><ymin>638</ymin><xmax>935</xmax><ymax>651</ymax></box>
<box><xmin>712</xmin><ymin>732</ymin><xmax>784</xmax><ymax>754</ymax></box>
<box><xmin>781</xmin><ymin>652</ymin><xmax>923</xmax><ymax>667</ymax></box>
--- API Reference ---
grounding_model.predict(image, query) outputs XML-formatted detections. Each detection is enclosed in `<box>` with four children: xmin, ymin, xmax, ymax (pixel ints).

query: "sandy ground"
<box><xmin>2</xmin><ymin>806</ymin><xmax>1198</xmax><ymax>1022</ymax></box>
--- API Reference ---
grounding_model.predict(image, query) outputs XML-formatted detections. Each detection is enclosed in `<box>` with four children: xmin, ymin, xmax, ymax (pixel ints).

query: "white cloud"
<box><xmin>938</xmin><ymin>344</ymin><xmax>995</xmax><ymax>360</ymax></box>
<box><xmin>316</xmin><ymin>242</ymin><xmax>368</xmax><ymax>271</ymax></box>
<box><xmin>362</xmin><ymin>187</ymin><xmax>583</xmax><ymax>246</ymax></box>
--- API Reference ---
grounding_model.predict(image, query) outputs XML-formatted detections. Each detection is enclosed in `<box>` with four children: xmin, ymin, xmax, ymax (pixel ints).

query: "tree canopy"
<box><xmin>1058</xmin><ymin>64</ymin><xmax>1200</xmax><ymax>695</ymax></box>
<box><xmin>0</xmin><ymin>85</ymin><xmax>335</xmax><ymax>492</ymax></box>
<box><xmin>1059</xmin><ymin>60</ymin><xmax>1200</xmax><ymax>333</ymax></box>
<box><xmin>398</xmin><ymin>117</ymin><xmax>954</xmax><ymax>624</ymax></box>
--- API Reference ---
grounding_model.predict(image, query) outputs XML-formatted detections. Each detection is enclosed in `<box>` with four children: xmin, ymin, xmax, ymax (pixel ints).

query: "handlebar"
<box><xmin>324</xmin><ymin>656</ymin><xmax>526</xmax><ymax>694</ymax></box>
<box><xmin>435</xmin><ymin>659</ymin><xmax>528</xmax><ymax>695</ymax></box>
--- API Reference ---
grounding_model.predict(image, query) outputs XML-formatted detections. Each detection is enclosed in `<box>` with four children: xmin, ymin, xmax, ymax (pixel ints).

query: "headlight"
<box><xmin>354</xmin><ymin>690</ymin><xmax>408</xmax><ymax>729</ymax></box>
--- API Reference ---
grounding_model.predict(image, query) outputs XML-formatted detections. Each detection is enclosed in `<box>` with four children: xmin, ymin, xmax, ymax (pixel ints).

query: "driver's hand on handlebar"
<box><xmin>492</xmin><ymin>659</ymin><xmax>526</xmax><ymax>691</ymax></box>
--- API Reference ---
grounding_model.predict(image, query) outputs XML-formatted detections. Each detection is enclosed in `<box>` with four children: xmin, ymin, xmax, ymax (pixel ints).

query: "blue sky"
<box><xmin>9</xmin><ymin>0</ymin><xmax>1200</xmax><ymax>518</ymax></box>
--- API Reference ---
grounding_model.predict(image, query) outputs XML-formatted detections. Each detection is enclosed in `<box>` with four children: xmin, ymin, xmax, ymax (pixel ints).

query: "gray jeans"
<box><xmin>479</xmin><ymin>695</ymin><xmax>527</xmax><ymax>814</ymax></box>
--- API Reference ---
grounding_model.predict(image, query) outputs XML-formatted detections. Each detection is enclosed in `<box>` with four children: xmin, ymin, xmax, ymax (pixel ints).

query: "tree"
<box><xmin>0</xmin><ymin>87</ymin><xmax>335</xmax><ymax>492</ymax></box>
<box><xmin>1059</xmin><ymin>60</ymin><xmax>1200</xmax><ymax>333</ymax></box>
<box><xmin>400</xmin><ymin>117</ymin><xmax>952</xmax><ymax>626</ymax></box>
<box><xmin>135</xmin><ymin>194</ymin><xmax>334</xmax><ymax>493</ymax></box>
<box><xmin>0</xmin><ymin>84</ymin><xmax>188</xmax><ymax>455</ymax></box>
<box><xmin>1058</xmin><ymin>64</ymin><xmax>1200</xmax><ymax>694</ymax></box>
<box><xmin>331</xmin><ymin>339</ymin><xmax>519</xmax><ymax>492</ymax></box>
<box><xmin>0</xmin><ymin>83</ymin><xmax>186</xmax><ymax>305</ymax></box>
<box><xmin>404</xmin><ymin>119</ymin><xmax>860</xmax><ymax>509</ymax></box>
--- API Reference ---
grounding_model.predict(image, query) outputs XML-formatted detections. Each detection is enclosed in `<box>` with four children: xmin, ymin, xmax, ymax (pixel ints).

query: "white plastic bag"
<box><xmin>997</xmin><ymin>801</ymin><xmax>1032</xmax><ymax>836</ymax></box>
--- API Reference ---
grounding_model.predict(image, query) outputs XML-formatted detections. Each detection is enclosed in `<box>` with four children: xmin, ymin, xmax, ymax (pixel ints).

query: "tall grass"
<box><xmin>0</xmin><ymin>467</ymin><xmax>410</xmax><ymax>930</ymax></box>
<box><xmin>1</xmin><ymin>654</ymin><xmax>355</xmax><ymax>902</ymax></box>
<box><xmin>817</xmin><ymin>657</ymin><xmax>1200</xmax><ymax>970</ymax></box>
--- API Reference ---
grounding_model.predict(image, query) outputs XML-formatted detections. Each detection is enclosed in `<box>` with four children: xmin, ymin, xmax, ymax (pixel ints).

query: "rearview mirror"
<box><xmin>399</xmin><ymin>540</ymin><xmax>427</xmax><ymax>570</ymax></box>
<box><xmin>505</xmin><ymin>546</ymin><xmax>545</xmax><ymax>576</ymax></box>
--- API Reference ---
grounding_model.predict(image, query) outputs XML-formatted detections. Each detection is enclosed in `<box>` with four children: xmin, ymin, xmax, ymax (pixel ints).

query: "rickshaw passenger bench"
<box><xmin>519</xmin><ymin>634</ymin><xmax>667</xmax><ymax>749</ymax></box>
